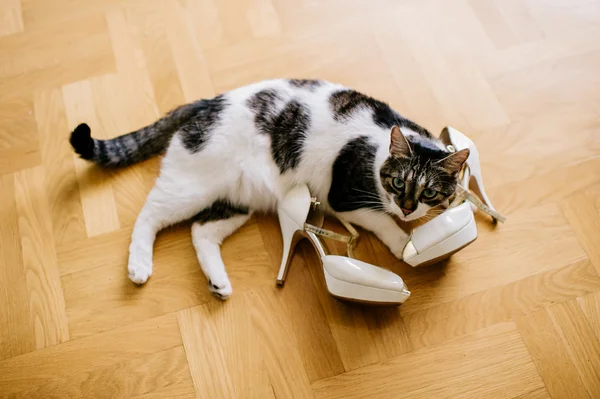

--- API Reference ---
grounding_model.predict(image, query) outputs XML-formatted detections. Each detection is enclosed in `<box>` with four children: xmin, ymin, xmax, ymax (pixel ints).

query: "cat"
<box><xmin>69</xmin><ymin>78</ymin><xmax>469</xmax><ymax>299</ymax></box>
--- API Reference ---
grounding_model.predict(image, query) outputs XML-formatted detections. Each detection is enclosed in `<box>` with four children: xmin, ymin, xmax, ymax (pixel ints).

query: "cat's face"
<box><xmin>379</xmin><ymin>126</ymin><xmax>469</xmax><ymax>222</ymax></box>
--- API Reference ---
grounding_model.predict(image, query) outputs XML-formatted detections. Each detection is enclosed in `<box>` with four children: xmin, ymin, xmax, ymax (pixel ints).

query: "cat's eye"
<box><xmin>422</xmin><ymin>189</ymin><xmax>437</xmax><ymax>199</ymax></box>
<box><xmin>392</xmin><ymin>178</ymin><xmax>405</xmax><ymax>190</ymax></box>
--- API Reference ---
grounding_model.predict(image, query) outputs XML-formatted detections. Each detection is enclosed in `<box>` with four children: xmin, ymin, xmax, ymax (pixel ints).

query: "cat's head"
<box><xmin>379</xmin><ymin>126</ymin><xmax>469</xmax><ymax>222</ymax></box>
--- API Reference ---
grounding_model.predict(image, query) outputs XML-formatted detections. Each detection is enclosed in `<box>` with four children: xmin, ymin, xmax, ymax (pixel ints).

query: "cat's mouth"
<box><xmin>388</xmin><ymin>199</ymin><xmax>410</xmax><ymax>221</ymax></box>
<box><xmin>397</xmin><ymin>212</ymin><xmax>421</xmax><ymax>222</ymax></box>
<box><xmin>388</xmin><ymin>198</ymin><xmax>428</xmax><ymax>222</ymax></box>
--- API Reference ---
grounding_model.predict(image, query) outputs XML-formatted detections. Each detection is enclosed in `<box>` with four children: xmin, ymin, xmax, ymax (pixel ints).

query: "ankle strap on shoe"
<box><xmin>451</xmin><ymin>186</ymin><xmax>506</xmax><ymax>223</ymax></box>
<box><xmin>304</xmin><ymin>220</ymin><xmax>359</xmax><ymax>259</ymax></box>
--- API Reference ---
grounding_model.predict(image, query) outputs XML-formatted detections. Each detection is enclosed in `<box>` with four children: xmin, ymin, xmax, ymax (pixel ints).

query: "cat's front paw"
<box><xmin>208</xmin><ymin>277</ymin><xmax>232</xmax><ymax>300</ymax></box>
<box><xmin>390</xmin><ymin>245</ymin><xmax>405</xmax><ymax>260</ymax></box>
<box><xmin>128</xmin><ymin>260</ymin><xmax>152</xmax><ymax>285</ymax></box>
<box><xmin>386</xmin><ymin>238</ymin><xmax>409</xmax><ymax>260</ymax></box>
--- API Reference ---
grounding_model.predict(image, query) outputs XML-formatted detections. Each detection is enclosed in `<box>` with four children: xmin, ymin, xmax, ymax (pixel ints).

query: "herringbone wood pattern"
<box><xmin>1</xmin><ymin>0</ymin><xmax>600</xmax><ymax>398</ymax></box>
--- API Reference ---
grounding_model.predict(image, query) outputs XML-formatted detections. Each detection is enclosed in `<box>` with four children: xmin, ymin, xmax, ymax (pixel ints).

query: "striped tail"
<box><xmin>69</xmin><ymin>102</ymin><xmax>199</xmax><ymax>168</ymax></box>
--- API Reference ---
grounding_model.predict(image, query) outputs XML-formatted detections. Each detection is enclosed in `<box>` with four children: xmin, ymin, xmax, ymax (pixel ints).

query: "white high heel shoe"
<box><xmin>402</xmin><ymin>126</ymin><xmax>505</xmax><ymax>267</ymax></box>
<box><xmin>277</xmin><ymin>184</ymin><xmax>411</xmax><ymax>305</ymax></box>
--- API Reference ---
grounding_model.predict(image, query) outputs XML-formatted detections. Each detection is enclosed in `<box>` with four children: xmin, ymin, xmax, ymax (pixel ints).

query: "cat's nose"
<box><xmin>401</xmin><ymin>208</ymin><xmax>414</xmax><ymax>216</ymax></box>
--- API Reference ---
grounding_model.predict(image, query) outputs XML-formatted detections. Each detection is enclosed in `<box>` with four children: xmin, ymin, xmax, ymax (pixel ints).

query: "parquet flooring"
<box><xmin>1</xmin><ymin>0</ymin><xmax>600</xmax><ymax>398</ymax></box>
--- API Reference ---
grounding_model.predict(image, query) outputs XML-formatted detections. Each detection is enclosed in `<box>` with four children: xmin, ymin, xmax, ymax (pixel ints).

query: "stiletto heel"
<box><xmin>277</xmin><ymin>184</ymin><xmax>411</xmax><ymax>305</ymax></box>
<box><xmin>441</xmin><ymin>126</ymin><xmax>503</xmax><ymax>222</ymax></box>
<box><xmin>403</xmin><ymin>126</ymin><xmax>506</xmax><ymax>267</ymax></box>
<box><xmin>277</xmin><ymin>184</ymin><xmax>312</xmax><ymax>285</ymax></box>
<box><xmin>470</xmin><ymin>173</ymin><xmax>497</xmax><ymax>220</ymax></box>
<box><xmin>277</xmin><ymin>229</ymin><xmax>304</xmax><ymax>285</ymax></box>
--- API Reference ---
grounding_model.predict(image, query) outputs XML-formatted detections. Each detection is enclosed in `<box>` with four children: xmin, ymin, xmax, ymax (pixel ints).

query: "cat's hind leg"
<box><xmin>191</xmin><ymin>202</ymin><xmax>252</xmax><ymax>299</ymax></box>
<box><xmin>128</xmin><ymin>172</ymin><xmax>219</xmax><ymax>285</ymax></box>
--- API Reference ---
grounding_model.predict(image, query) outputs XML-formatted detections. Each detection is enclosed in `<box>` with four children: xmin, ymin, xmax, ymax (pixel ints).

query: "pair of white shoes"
<box><xmin>276</xmin><ymin>127</ymin><xmax>505</xmax><ymax>306</ymax></box>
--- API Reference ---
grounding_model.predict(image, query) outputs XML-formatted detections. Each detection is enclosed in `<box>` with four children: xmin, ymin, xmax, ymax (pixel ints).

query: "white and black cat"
<box><xmin>70</xmin><ymin>78</ymin><xmax>469</xmax><ymax>299</ymax></box>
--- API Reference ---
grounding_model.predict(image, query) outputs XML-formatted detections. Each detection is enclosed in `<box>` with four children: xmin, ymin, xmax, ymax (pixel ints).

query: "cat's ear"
<box><xmin>390</xmin><ymin>126</ymin><xmax>412</xmax><ymax>158</ymax></box>
<box><xmin>436</xmin><ymin>148</ymin><xmax>470</xmax><ymax>174</ymax></box>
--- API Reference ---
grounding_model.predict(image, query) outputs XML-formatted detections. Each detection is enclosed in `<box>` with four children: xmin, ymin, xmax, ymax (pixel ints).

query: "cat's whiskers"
<box><xmin>346</xmin><ymin>202</ymin><xmax>395</xmax><ymax>219</ymax></box>
<box><xmin>351</xmin><ymin>188</ymin><xmax>384</xmax><ymax>202</ymax></box>
<box><xmin>352</xmin><ymin>187</ymin><xmax>380</xmax><ymax>196</ymax></box>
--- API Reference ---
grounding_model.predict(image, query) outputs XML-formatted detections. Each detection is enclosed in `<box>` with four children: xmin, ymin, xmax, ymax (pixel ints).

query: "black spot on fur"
<box><xmin>248</xmin><ymin>90</ymin><xmax>311</xmax><ymax>173</ymax></box>
<box><xmin>68</xmin><ymin>98</ymin><xmax>223</xmax><ymax>168</ymax></box>
<box><xmin>70</xmin><ymin>123</ymin><xmax>95</xmax><ymax>160</ymax></box>
<box><xmin>248</xmin><ymin>89</ymin><xmax>282</xmax><ymax>128</ymax></box>
<box><xmin>180</xmin><ymin>95</ymin><xmax>227</xmax><ymax>153</ymax></box>
<box><xmin>328</xmin><ymin>136</ymin><xmax>383</xmax><ymax>212</ymax></box>
<box><xmin>193</xmin><ymin>200</ymin><xmax>249</xmax><ymax>225</ymax></box>
<box><xmin>407</xmin><ymin>136</ymin><xmax>449</xmax><ymax>161</ymax></box>
<box><xmin>329</xmin><ymin>90</ymin><xmax>434</xmax><ymax>139</ymax></box>
<box><xmin>289</xmin><ymin>79</ymin><xmax>322</xmax><ymax>90</ymax></box>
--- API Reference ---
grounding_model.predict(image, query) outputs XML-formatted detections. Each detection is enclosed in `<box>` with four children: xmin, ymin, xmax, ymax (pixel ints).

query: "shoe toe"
<box><xmin>402</xmin><ymin>241</ymin><xmax>418</xmax><ymax>260</ymax></box>
<box><xmin>323</xmin><ymin>255</ymin><xmax>406</xmax><ymax>292</ymax></box>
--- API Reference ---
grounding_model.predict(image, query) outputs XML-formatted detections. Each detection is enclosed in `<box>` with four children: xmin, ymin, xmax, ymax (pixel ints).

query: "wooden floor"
<box><xmin>1</xmin><ymin>0</ymin><xmax>600</xmax><ymax>397</ymax></box>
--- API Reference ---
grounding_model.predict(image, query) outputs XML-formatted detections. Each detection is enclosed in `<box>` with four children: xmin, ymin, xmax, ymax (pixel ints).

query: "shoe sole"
<box><xmin>330</xmin><ymin>294</ymin><xmax>407</xmax><ymax>307</ymax></box>
<box><xmin>407</xmin><ymin>236</ymin><xmax>477</xmax><ymax>268</ymax></box>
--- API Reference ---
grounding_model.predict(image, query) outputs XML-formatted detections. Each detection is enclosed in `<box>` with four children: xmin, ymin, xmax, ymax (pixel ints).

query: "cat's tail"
<box><xmin>69</xmin><ymin>102</ymin><xmax>198</xmax><ymax>168</ymax></box>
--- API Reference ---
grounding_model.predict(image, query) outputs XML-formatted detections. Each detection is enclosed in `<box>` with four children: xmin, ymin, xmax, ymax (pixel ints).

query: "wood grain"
<box><xmin>15</xmin><ymin>346</ymin><xmax>192</xmax><ymax>398</ymax></box>
<box><xmin>0</xmin><ymin>141</ymin><xmax>41</xmax><ymax>175</ymax></box>
<box><xmin>246</xmin><ymin>288</ymin><xmax>313</xmax><ymax>398</ymax></box>
<box><xmin>178</xmin><ymin>294</ymin><xmax>275</xmax><ymax>399</ymax></box>
<box><xmin>516</xmin><ymin>307</ymin><xmax>590</xmax><ymax>399</ymax></box>
<box><xmin>0</xmin><ymin>173</ymin><xmax>34</xmax><ymax>360</ymax></box>
<box><xmin>165</xmin><ymin>1</ymin><xmax>215</xmax><ymax>101</ymax></box>
<box><xmin>1</xmin><ymin>0</ymin><xmax>600</xmax><ymax>396</ymax></box>
<box><xmin>131</xmin><ymin>378</ymin><xmax>196</xmax><ymax>399</ymax></box>
<box><xmin>34</xmin><ymin>88</ymin><xmax>87</xmax><ymax>245</ymax></box>
<box><xmin>0</xmin><ymin>14</ymin><xmax>111</xmax><ymax>79</ymax></box>
<box><xmin>0</xmin><ymin>313</ymin><xmax>182</xmax><ymax>396</ymax></box>
<box><xmin>14</xmin><ymin>166</ymin><xmax>69</xmax><ymax>349</ymax></box>
<box><xmin>0</xmin><ymin>95</ymin><xmax>36</xmax><ymax>151</ymax></box>
<box><xmin>510</xmin><ymin>387</ymin><xmax>551</xmax><ymax>399</ymax></box>
<box><xmin>404</xmin><ymin>260</ymin><xmax>600</xmax><ymax>350</ymax></box>
<box><xmin>0</xmin><ymin>0</ymin><xmax>23</xmax><ymax>36</ymax></box>
<box><xmin>548</xmin><ymin>300</ymin><xmax>600</xmax><ymax>397</ymax></box>
<box><xmin>312</xmin><ymin>323</ymin><xmax>545</xmax><ymax>399</ymax></box>
<box><xmin>577</xmin><ymin>291</ymin><xmax>600</xmax><ymax>341</ymax></box>
<box><xmin>562</xmin><ymin>183</ymin><xmax>600</xmax><ymax>275</ymax></box>
<box><xmin>127</xmin><ymin>2</ymin><xmax>186</xmax><ymax>114</ymax></box>
<box><xmin>62</xmin><ymin>80</ymin><xmax>121</xmax><ymax>237</ymax></box>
